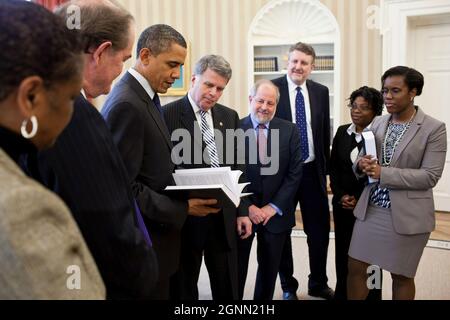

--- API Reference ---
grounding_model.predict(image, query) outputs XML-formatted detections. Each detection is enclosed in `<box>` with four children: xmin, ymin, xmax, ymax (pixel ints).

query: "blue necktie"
<box><xmin>153</xmin><ymin>93</ymin><xmax>164</xmax><ymax>117</ymax></box>
<box><xmin>133</xmin><ymin>199</ymin><xmax>152</xmax><ymax>247</ymax></box>
<box><xmin>295</xmin><ymin>87</ymin><xmax>309</xmax><ymax>162</ymax></box>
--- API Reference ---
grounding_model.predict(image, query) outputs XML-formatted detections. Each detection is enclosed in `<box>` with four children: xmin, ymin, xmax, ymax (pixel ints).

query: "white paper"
<box><xmin>170</xmin><ymin>167</ymin><xmax>251</xmax><ymax>206</ymax></box>
<box><xmin>361</xmin><ymin>131</ymin><xmax>378</xmax><ymax>183</ymax></box>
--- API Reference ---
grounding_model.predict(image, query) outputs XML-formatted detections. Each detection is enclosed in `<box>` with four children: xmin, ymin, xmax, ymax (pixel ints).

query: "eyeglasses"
<box><xmin>347</xmin><ymin>103</ymin><xmax>372</xmax><ymax>112</ymax></box>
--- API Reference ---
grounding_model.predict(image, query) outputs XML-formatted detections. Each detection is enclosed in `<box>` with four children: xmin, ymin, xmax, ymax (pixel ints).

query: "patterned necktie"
<box><xmin>200</xmin><ymin>110</ymin><xmax>220</xmax><ymax>168</ymax></box>
<box><xmin>257</xmin><ymin>123</ymin><xmax>267</xmax><ymax>164</ymax></box>
<box><xmin>133</xmin><ymin>199</ymin><xmax>152</xmax><ymax>247</ymax></box>
<box><xmin>295</xmin><ymin>87</ymin><xmax>310</xmax><ymax>162</ymax></box>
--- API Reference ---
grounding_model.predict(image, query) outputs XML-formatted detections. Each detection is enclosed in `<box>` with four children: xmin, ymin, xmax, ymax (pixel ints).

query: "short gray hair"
<box><xmin>55</xmin><ymin>0</ymin><xmax>134</xmax><ymax>53</ymax></box>
<box><xmin>250</xmin><ymin>79</ymin><xmax>280</xmax><ymax>104</ymax></box>
<box><xmin>137</xmin><ymin>24</ymin><xmax>186</xmax><ymax>57</ymax></box>
<box><xmin>194</xmin><ymin>55</ymin><xmax>232</xmax><ymax>82</ymax></box>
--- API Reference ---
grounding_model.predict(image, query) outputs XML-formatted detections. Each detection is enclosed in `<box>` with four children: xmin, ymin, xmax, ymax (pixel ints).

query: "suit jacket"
<box><xmin>102</xmin><ymin>72</ymin><xmax>188</xmax><ymax>279</ymax></box>
<box><xmin>272</xmin><ymin>76</ymin><xmax>330</xmax><ymax>192</ymax></box>
<box><xmin>33</xmin><ymin>95</ymin><xmax>158</xmax><ymax>299</ymax></box>
<box><xmin>163</xmin><ymin>95</ymin><xmax>250</xmax><ymax>249</ymax></box>
<box><xmin>330</xmin><ymin>124</ymin><xmax>367</xmax><ymax>207</ymax></box>
<box><xmin>354</xmin><ymin>107</ymin><xmax>447</xmax><ymax>235</ymax></box>
<box><xmin>0</xmin><ymin>148</ymin><xmax>104</xmax><ymax>299</ymax></box>
<box><xmin>240</xmin><ymin>116</ymin><xmax>302</xmax><ymax>233</ymax></box>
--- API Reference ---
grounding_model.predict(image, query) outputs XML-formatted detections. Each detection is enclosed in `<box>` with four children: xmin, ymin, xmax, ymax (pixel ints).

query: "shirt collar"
<box><xmin>249</xmin><ymin>113</ymin><xmax>270</xmax><ymax>130</ymax></box>
<box><xmin>347</xmin><ymin>121</ymin><xmax>374</xmax><ymax>143</ymax></box>
<box><xmin>188</xmin><ymin>92</ymin><xmax>212</xmax><ymax>116</ymax></box>
<box><xmin>286</xmin><ymin>74</ymin><xmax>307</xmax><ymax>93</ymax></box>
<box><xmin>128</xmin><ymin>68</ymin><xmax>156</xmax><ymax>100</ymax></box>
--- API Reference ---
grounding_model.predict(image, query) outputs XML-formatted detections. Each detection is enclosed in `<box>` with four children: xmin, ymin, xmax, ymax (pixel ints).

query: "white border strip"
<box><xmin>291</xmin><ymin>230</ymin><xmax>449</xmax><ymax>250</ymax></box>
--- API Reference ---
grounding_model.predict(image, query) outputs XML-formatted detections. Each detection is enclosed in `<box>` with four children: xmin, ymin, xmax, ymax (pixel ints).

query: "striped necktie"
<box><xmin>200</xmin><ymin>110</ymin><xmax>220</xmax><ymax>168</ymax></box>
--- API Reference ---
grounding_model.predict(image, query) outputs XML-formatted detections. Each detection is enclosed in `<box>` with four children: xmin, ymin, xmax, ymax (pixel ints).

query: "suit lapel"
<box><xmin>279</xmin><ymin>77</ymin><xmax>293</xmax><ymax>122</ymax></box>
<box><xmin>211</xmin><ymin>106</ymin><xmax>226</xmax><ymax>163</ymax></box>
<box><xmin>124</xmin><ymin>73</ymin><xmax>172</xmax><ymax>149</ymax></box>
<box><xmin>306</xmin><ymin>80</ymin><xmax>319</xmax><ymax>146</ymax></box>
<box><xmin>389</xmin><ymin>108</ymin><xmax>423</xmax><ymax>166</ymax></box>
<box><xmin>180</xmin><ymin>96</ymin><xmax>203</xmax><ymax>150</ymax></box>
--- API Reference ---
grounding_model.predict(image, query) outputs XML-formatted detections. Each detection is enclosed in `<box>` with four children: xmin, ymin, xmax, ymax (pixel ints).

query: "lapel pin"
<box><xmin>219</xmin><ymin>122</ymin><xmax>223</xmax><ymax>127</ymax></box>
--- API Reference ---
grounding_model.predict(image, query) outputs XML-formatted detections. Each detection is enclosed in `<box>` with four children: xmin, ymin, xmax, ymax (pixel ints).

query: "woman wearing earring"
<box><xmin>330</xmin><ymin>86</ymin><xmax>383</xmax><ymax>300</ymax></box>
<box><xmin>0</xmin><ymin>1</ymin><xmax>104</xmax><ymax>299</ymax></box>
<box><xmin>347</xmin><ymin>66</ymin><xmax>447</xmax><ymax>300</ymax></box>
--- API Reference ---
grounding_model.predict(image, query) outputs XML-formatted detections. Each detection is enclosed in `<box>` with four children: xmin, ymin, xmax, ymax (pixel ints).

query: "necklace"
<box><xmin>381</xmin><ymin>109</ymin><xmax>416</xmax><ymax>166</ymax></box>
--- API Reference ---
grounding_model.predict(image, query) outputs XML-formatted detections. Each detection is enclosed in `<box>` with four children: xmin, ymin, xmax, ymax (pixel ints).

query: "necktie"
<box><xmin>257</xmin><ymin>123</ymin><xmax>267</xmax><ymax>164</ymax></box>
<box><xmin>153</xmin><ymin>93</ymin><xmax>162</xmax><ymax>113</ymax></box>
<box><xmin>200</xmin><ymin>110</ymin><xmax>220</xmax><ymax>168</ymax></box>
<box><xmin>295</xmin><ymin>87</ymin><xmax>309</xmax><ymax>162</ymax></box>
<box><xmin>153</xmin><ymin>92</ymin><xmax>169</xmax><ymax>131</ymax></box>
<box><xmin>133</xmin><ymin>199</ymin><xmax>152</xmax><ymax>247</ymax></box>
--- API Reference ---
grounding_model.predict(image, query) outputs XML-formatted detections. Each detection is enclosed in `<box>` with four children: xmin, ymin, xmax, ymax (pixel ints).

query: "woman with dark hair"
<box><xmin>0</xmin><ymin>0</ymin><xmax>104</xmax><ymax>299</ymax></box>
<box><xmin>330</xmin><ymin>86</ymin><xmax>383</xmax><ymax>300</ymax></box>
<box><xmin>347</xmin><ymin>66</ymin><xmax>447</xmax><ymax>300</ymax></box>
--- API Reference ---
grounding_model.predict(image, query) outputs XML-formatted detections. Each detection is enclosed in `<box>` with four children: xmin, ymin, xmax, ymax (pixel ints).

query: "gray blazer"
<box><xmin>0</xmin><ymin>148</ymin><xmax>105</xmax><ymax>299</ymax></box>
<box><xmin>354</xmin><ymin>107</ymin><xmax>447</xmax><ymax>235</ymax></box>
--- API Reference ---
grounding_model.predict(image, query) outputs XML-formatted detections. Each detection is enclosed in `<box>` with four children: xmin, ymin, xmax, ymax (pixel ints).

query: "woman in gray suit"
<box><xmin>0</xmin><ymin>1</ymin><xmax>104</xmax><ymax>299</ymax></box>
<box><xmin>347</xmin><ymin>66</ymin><xmax>447</xmax><ymax>300</ymax></box>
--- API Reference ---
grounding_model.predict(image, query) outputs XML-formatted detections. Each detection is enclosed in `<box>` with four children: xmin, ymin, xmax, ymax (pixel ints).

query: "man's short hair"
<box><xmin>194</xmin><ymin>55</ymin><xmax>232</xmax><ymax>82</ymax></box>
<box><xmin>136</xmin><ymin>24</ymin><xmax>187</xmax><ymax>57</ymax></box>
<box><xmin>250</xmin><ymin>79</ymin><xmax>280</xmax><ymax>104</ymax></box>
<box><xmin>55</xmin><ymin>0</ymin><xmax>134</xmax><ymax>53</ymax></box>
<box><xmin>289</xmin><ymin>42</ymin><xmax>316</xmax><ymax>63</ymax></box>
<box><xmin>0</xmin><ymin>0</ymin><xmax>83</xmax><ymax>102</ymax></box>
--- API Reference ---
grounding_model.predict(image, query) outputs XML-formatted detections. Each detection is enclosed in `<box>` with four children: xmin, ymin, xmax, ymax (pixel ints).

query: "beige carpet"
<box><xmin>198</xmin><ymin>236</ymin><xmax>450</xmax><ymax>300</ymax></box>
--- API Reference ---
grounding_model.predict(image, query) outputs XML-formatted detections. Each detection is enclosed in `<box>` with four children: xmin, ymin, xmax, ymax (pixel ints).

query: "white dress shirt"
<box><xmin>346</xmin><ymin>122</ymin><xmax>373</xmax><ymax>163</ymax></box>
<box><xmin>188</xmin><ymin>93</ymin><xmax>215</xmax><ymax>137</ymax></box>
<box><xmin>128</xmin><ymin>68</ymin><xmax>157</xmax><ymax>100</ymax></box>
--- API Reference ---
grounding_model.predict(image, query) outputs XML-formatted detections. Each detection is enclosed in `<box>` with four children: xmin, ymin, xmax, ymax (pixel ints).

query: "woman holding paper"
<box><xmin>330</xmin><ymin>86</ymin><xmax>383</xmax><ymax>300</ymax></box>
<box><xmin>347</xmin><ymin>66</ymin><xmax>447</xmax><ymax>300</ymax></box>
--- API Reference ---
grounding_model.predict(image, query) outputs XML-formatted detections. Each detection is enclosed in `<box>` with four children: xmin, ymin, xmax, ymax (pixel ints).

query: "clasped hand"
<box><xmin>358</xmin><ymin>155</ymin><xmax>381</xmax><ymax>180</ymax></box>
<box><xmin>248</xmin><ymin>204</ymin><xmax>276</xmax><ymax>226</ymax></box>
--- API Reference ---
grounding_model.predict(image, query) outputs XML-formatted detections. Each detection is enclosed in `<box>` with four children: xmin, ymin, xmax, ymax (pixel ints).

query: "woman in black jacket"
<box><xmin>330</xmin><ymin>86</ymin><xmax>383</xmax><ymax>300</ymax></box>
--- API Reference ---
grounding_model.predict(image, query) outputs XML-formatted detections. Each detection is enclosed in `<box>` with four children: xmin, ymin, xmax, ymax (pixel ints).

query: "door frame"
<box><xmin>381</xmin><ymin>0</ymin><xmax>450</xmax><ymax>69</ymax></box>
<box><xmin>381</xmin><ymin>0</ymin><xmax>450</xmax><ymax>212</ymax></box>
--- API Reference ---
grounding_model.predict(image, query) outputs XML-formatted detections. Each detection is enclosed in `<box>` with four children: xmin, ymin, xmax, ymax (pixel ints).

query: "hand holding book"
<box><xmin>188</xmin><ymin>198</ymin><xmax>220</xmax><ymax>216</ymax></box>
<box><xmin>164</xmin><ymin>167</ymin><xmax>252</xmax><ymax>208</ymax></box>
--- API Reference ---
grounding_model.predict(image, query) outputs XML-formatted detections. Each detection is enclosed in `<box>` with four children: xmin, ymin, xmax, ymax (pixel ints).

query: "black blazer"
<box><xmin>163</xmin><ymin>95</ymin><xmax>250</xmax><ymax>249</ymax></box>
<box><xmin>101</xmin><ymin>72</ymin><xmax>188</xmax><ymax>279</ymax></box>
<box><xmin>240</xmin><ymin>116</ymin><xmax>303</xmax><ymax>234</ymax></box>
<box><xmin>329</xmin><ymin>124</ymin><xmax>366</xmax><ymax>206</ymax></box>
<box><xmin>272</xmin><ymin>76</ymin><xmax>330</xmax><ymax>192</ymax></box>
<box><xmin>33</xmin><ymin>94</ymin><xmax>158</xmax><ymax>299</ymax></box>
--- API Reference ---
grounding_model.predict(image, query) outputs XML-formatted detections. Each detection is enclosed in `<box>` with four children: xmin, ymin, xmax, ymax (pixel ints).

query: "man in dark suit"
<box><xmin>237</xmin><ymin>80</ymin><xmax>302</xmax><ymax>300</ymax></box>
<box><xmin>26</xmin><ymin>0</ymin><xmax>158</xmax><ymax>299</ymax></box>
<box><xmin>102</xmin><ymin>25</ymin><xmax>219</xmax><ymax>299</ymax></box>
<box><xmin>272</xmin><ymin>42</ymin><xmax>334</xmax><ymax>300</ymax></box>
<box><xmin>163</xmin><ymin>55</ymin><xmax>253</xmax><ymax>300</ymax></box>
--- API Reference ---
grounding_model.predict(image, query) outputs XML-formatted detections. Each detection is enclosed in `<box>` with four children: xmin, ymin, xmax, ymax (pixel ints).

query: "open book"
<box><xmin>164</xmin><ymin>167</ymin><xmax>252</xmax><ymax>208</ymax></box>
